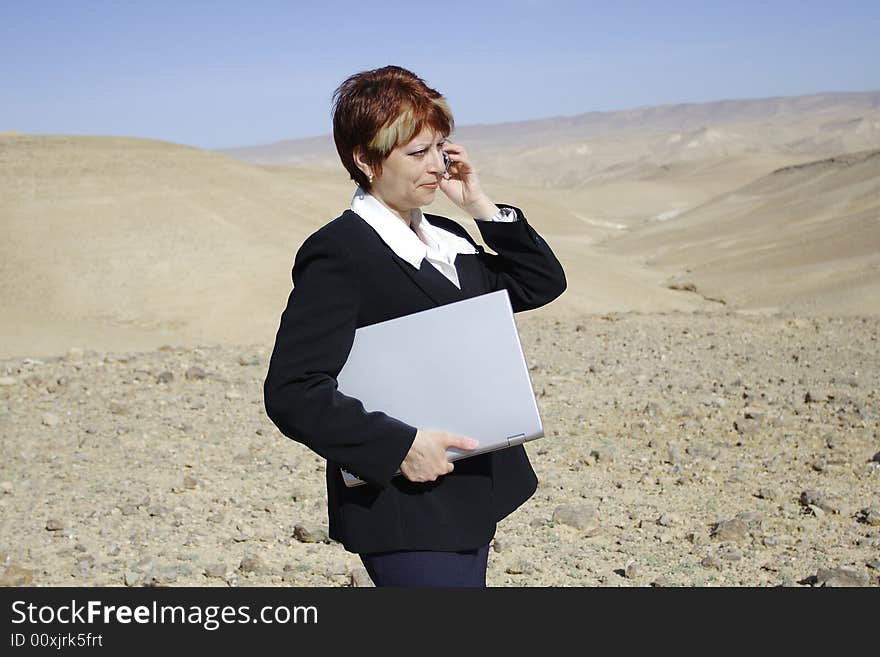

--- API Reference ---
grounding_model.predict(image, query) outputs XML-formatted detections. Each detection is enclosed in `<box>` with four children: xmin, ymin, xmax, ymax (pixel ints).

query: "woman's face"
<box><xmin>368</xmin><ymin>127</ymin><xmax>447</xmax><ymax>221</ymax></box>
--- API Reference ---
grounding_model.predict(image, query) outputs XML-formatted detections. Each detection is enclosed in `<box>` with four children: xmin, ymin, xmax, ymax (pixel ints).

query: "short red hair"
<box><xmin>332</xmin><ymin>65</ymin><xmax>454</xmax><ymax>190</ymax></box>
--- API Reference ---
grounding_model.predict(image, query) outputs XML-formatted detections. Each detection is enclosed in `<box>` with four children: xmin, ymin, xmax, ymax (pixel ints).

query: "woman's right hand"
<box><xmin>399</xmin><ymin>429</ymin><xmax>479</xmax><ymax>483</ymax></box>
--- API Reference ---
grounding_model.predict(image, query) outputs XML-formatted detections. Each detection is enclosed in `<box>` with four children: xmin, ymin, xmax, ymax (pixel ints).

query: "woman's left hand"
<box><xmin>438</xmin><ymin>141</ymin><xmax>499</xmax><ymax>220</ymax></box>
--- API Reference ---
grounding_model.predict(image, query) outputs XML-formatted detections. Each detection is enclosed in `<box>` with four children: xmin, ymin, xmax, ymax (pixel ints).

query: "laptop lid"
<box><xmin>336</xmin><ymin>289</ymin><xmax>543</xmax><ymax>487</ymax></box>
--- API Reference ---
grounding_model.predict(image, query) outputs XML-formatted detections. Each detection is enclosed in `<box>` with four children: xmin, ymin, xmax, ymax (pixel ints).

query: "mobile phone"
<box><xmin>441</xmin><ymin>150</ymin><xmax>451</xmax><ymax>178</ymax></box>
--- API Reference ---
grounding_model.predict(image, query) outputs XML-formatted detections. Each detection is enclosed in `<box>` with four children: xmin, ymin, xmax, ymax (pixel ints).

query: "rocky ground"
<box><xmin>1</xmin><ymin>311</ymin><xmax>878</xmax><ymax>587</ymax></box>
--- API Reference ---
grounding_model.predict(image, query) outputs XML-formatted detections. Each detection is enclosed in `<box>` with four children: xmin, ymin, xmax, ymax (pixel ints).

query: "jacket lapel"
<box><xmin>391</xmin><ymin>254</ymin><xmax>466</xmax><ymax>307</ymax></box>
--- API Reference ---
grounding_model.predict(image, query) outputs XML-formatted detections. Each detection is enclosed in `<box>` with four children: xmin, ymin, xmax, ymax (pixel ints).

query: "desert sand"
<box><xmin>1</xmin><ymin>91</ymin><xmax>878</xmax><ymax>586</ymax></box>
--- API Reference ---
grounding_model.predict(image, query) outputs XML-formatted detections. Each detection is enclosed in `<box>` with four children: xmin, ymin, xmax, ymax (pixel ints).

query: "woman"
<box><xmin>263</xmin><ymin>65</ymin><xmax>566</xmax><ymax>586</ymax></box>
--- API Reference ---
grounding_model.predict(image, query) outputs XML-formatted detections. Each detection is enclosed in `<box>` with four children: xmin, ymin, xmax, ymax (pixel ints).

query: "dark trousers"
<box><xmin>359</xmin><ymin>544</ymin><xmax>490</xmax><ymax>587</ymax></box>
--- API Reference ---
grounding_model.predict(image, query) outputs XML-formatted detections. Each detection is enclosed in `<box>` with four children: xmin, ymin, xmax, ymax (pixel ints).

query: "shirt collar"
<box><xmin>350</xmin><ymin>187</ymin><xmax>476</xmax><ymax>270</ymax></box>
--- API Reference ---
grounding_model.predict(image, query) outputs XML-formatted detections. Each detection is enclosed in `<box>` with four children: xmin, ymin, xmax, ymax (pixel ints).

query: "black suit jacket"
<box><xmin>263</xmin><ymin>204</ymin><xmax>566</xmax><ymax>554</ymax></box>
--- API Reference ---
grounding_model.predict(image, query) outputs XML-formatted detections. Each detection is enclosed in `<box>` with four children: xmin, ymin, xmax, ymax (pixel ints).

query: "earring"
<box><xmin>368</xmin><ymin>173</ymin><xmax>374</xmax><ymax>184</ymax></box>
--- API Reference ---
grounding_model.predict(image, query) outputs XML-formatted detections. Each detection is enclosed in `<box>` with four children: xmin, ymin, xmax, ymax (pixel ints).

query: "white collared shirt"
<box><xmin>350</xmin><ymin>186</ymin><xmax>517</xmax><ymax>289</ymax></box>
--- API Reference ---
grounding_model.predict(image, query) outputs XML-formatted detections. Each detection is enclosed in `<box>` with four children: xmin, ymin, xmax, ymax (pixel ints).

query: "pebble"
<box><xmin>0</xmin><ymin>565</ymin><xmax>34</xmax><ymax>586</ymax></box>
<box><xmin>701</xmin><ymin>555</ymin><xmax>722</xmax><ymax>569</ymax></box>
<box><xmin>686</xmin><ymin>443</ymin><xmax>720</xmax><ymax>459</ymax></box>
<box><xmin>225</xmin><ymin>390</ymin><xmax>242</xmax><ymax>400</ymax></box>
<box><xmin>108</xmin><ymin>401</ymin><xmax>128</xmax><ymax>415</ymax></box>
<box><xmin>238</xmin><ymin>355</ymin><xmax>260</xmax><ymax>367</ymax></box>
<box><xmin>590</xmin><ymin>447</ymin><xmax>614</xmax><ymax>463</ymax></box>
<box><xmin>711</xmin><ymin>518</ymin><xmax>750</xmax><ymax>544</ymax></box>
<box><xmin>183</xmin><ymin>475</ymin><xmax>198</xmax><ymax>489</ymax></box>
<box><xmin>505</xmin><ymin>560</ymin><xmax>536</xmax><ymax>575</ymax></box>
<box><xmin>756</xmin><ymin>487</ymin><xmax>781</xmax><ymax>501</ymax></box>
<box><xmin>624</xmin><ymin>560</ymin><xmax>640</xmax><ymax>579</ymax></box>
<box><xmin>238</xmin><ymin>555</ymin><xmax>267</xmax><ymax>575</ymax></box>
<box><xmin>799</xmin><ymin>490</ymin><xmax>841</xmax><ymax>514</ymax></box>
<box><xmin>156</xmin><ymin>371</ymin><xmax>174</xmax><ymax>384</ymax></box>
<box><xmin>185</xmin><ymin>366</ymin><xmax>207</xmax><ymax>380</ymax></box>
<box><xmin>204</xmin><ymin>564</ymin><xmax>226</xmax><ymax>578</ymax></box>
<box><xmin>293</xmin><ymin>523</ymin><xmax>328</xmax><ymax>544</ymax></box>
<box><xmin>552</xmin><ymin>505</ymin><xmax>601</xmax><ymax>535</ymax></box>
<box><xmin>45</xmin><ymin>518</ymin><xmax>64</xmax><ymax>531</ymax></box>
<box><xmin>0</xmin><ymin>481</ymin><xmax>12</xmax><ymax>495</ymax></box>
<box><xmin>0</xmin><ymin>377</ymin><xmax>16</xmax><ymax>386</ymax></box>
<box><xmin>41</xmin><ymin>412</ymin><xmax>61</xmax><ymax>427</ymax></box>
<box><xmin>718</xmin><ymin>545</ymin><xmax>743</xmax><ymax>561</ymax></box>
<box><xmin>815</xmin><ymin>566</ymin><xmax>868</xmax><ymax>587</ymax></box>
<box><xmin>733</xmin><ymin>419</ymin><xmax>761</xmax><ymax>435</ymax></box>
<box><xmin>859</xmin><ymin>508</ymin><xmax>880</xmax><ymax>526</ymax></box>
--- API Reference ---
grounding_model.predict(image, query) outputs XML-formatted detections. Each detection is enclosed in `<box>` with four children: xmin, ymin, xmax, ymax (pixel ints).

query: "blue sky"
<box><xmin>2</xmin><ymin>0</ymin><xmax>878</xmax><ymax>148</ymax></box>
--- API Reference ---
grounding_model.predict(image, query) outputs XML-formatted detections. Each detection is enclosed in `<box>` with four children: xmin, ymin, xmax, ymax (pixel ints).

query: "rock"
<box><xmin>156</xmin><ymin>371</ymin><xmax>174</xmax><ymax>384</ymax></box>
<box><xmin>204</xmin><ymin>564</ymin><xmax>226</xmax><ymax>578</ymax></box>
<box><xmin>872</xmin><ymin>450</ymin><xmax>880</xmax><ymax>464</ymax></box>
<box><xmin>238</xmin><ymin>555</ymin><xmax>267</xmax><ymax>575</ymax></box>
<box><xmin>718</xmin><ymin>545</ymin><xmax>743</xmax><ymax>561</ymax></box>
<box><xmin>658</xmin><ymin>513</ymin><xmax>680</xmax><ymax>527</ymax></box>
<box><xmin>650</xmin><ymin>575</ymin><xmax>672</xmax><ymax>587</ymax></box>
<box><xmin>667</xmin><ymin>446</ymin><xmax>687</xmax><ymax>464</ymax></box>
<box><xmin>238</xmin><ymin>355</ymin><xmax>260</xmax><ymax>366</ymax></box>
<box><xmin>293</xmin><ymin>523</ymin><xmax>328</xmax><ymax>544</ymax></box>
<box><xmin>735</xmin><ymin>511</ymin><xmax>764</xmax><ymax>527</ymax></box>
<box><xmin>799</xmin><ymin>490</ymin><xmax>841</xmax><ymax>514</ymax></box>
<box><xmin>701</xmin><ymin>555</ymin><xmax>722</xmax><ymax>569</ymax></box>
<box><xmin>45</xmin><ymin>518</ymin><xmax>64</xmax><ymax>531</ymax></box>
<box><xmin>505</xmin><ymin>560</ymin><xmax>536</xmax><ymax>575</ymax></box>
<box><xmin>108</xmin><ymin>401</ymin><xmax>128</xmax><ymax>415</ymax></box>
<box><xmin>0</xmin><ymin>565</ymin><xmax>34</xmax><ymax>586</ymax></box>
<box><xmin>859</xmin><ymin>508</ymin><xmax>880</xmax><ymax>526</ymax></box>
<box><xmin>815</xmin><ymin>566</ymin><xmax>868</xmax><ymax>587</ymax></box>
<box><xmin>73</xmin><ymin>555</ymin><xmax>95</xmax><ymax>577</ymax></box>
<box><xmin>624</xmin><ymin>560</ymin><xmax>640</xmax><ymax>579</ymax></box>
<box><xmin>350</xmin><ymin>567</ymin><xmax>374</xmax><ymax>587</ymax></box>
<box><xmin>0</xmin><ymin>377</ymin><xmax>16</xmax><ymax>386</ymax></box>
<box><xmin>185</xmin><ymin>366</ymin><xmax>207</xmax><ymax>380</ymax></box>
<box><xmin>590</xmin><ymin>447</ymin><xmax>614</xmax><ymax>463</ymax></box>
<box><xmin>711</xmin><ymin>519</ymin><xmax>750</xmax><ymax>544</ymax></box>
<box><xmin>756</xmin><ymin>487</ymin><xmax>781</xmax><ymax>501</ymax></box>
<box><xmin>491</xmin><ymin>539</ymin><xmax>504</xmax><ymax>553</ymax></box>
<box><xmin>0</xmin><ymin>481</ymin><xmax>12</xmax><ymax>495</ymax></box>
<box><xmin>733</xmin><ymin>419</ymin><xmax>761</xmax><ymax>435</ymax></box>
<box><xmin>183</xmin><ymin>475</ymin><xmax>198</xmax><ymax>489</ymax></box>
<box><xmin>124</xmin><ymin>570</ymin><xmax>143</xmax><ymax>587</ymax></box>
<box><xmin>686</xmin><ymin>443</ymin><xmax>719</xmax><ymax>459</ymax></box>
<box><xmin>41</xmin><ymin>413</ymin><xmax>61</xmax><ymax>427</ymax></box>
<box><xmin>225</xmin><ymin>390</ymin><xmax>242</xmax><ymax>400</ymax></box>
<box><xmin>552</xmin><ymin>505</ymin><xmax>601</xmax><ymax>535</ymax></box>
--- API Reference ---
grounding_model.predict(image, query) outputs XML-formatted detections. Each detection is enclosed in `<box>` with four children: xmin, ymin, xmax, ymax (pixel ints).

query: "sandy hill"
<box><xmin>0</xmin><ymin>133</ymin><xmax>722</xmax><ymax>359</ymax></box>
<box><xmin>604</xmin><ymin>149</ymin><xmax>880</xmax><ymax>314</ymax></box>
<box><xmin>0</xmin><ymin>135</ymin><xmax>358</xmax><ymax>358</ymax></box>
<box><xmin>4</xmin><ymin>92</ymin><xmax>880</xmax><ymax>358</ymax></box>
<box><xmin>221</xmin><ymin>91</ymin><xmax>880</xmax><ymax>230</ymax></box>
<box><xmin>221</xmin><ymin>91</ymin><xmax>880</xmax><ymax>161</ymax></box>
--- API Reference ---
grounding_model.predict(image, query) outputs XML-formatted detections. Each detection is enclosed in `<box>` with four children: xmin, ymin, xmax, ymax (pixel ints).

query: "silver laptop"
<box><xmin>336</xmin><ymin>289</ymin><xmax>543</xmax><ymax>487</ymax></box>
